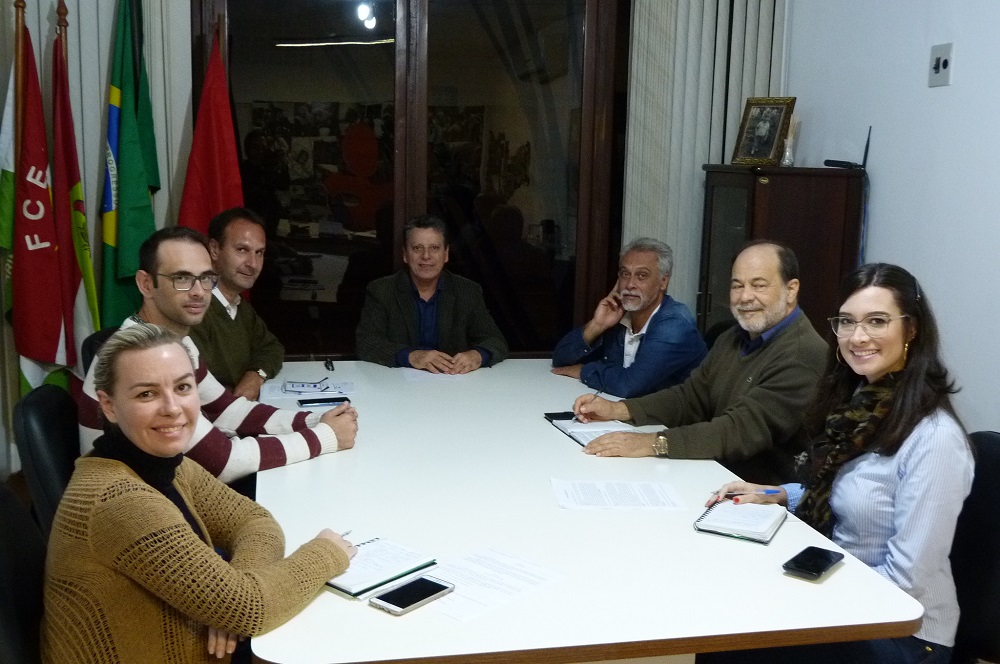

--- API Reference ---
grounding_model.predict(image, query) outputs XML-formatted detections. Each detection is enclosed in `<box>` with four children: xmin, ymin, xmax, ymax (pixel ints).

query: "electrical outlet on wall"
<box><xmin>928</xmin><ymin>43</ymin><xmax>953</xmax><ymax>87</ymax></box>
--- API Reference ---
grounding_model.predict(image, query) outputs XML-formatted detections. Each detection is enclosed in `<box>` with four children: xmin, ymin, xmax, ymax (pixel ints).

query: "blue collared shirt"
<box><xmin>393</xmin><ymin>278</ymin><xmax>493</xmax><ymax>368</ymax></box>
<box><xmin>737</xmin><ymin>306</ymin><xmax>802</xmax><ymax>356</ymax></box>
<box><xmin>551</xmin><ymin>295</ymin><xmax>706</xmax><ymax>398</ymax></box>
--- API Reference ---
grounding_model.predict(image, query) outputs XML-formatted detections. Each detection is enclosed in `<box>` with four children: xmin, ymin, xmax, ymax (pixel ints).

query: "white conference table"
<box><xmin>252</xmin><ymin>360</ymin><xmax>922</xmax><ymax>664</ymax></box>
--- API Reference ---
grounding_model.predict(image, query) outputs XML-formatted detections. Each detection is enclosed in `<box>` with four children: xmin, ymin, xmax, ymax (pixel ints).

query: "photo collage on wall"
<box><xmin>247</xmin><ymin>100</ymin><xmax>395</xmax><ymax>238</ymax></box>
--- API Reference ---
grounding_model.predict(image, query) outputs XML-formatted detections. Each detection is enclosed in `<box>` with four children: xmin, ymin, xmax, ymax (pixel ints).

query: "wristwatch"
<box><xmin>256</xmin><ymin>368</ymin><xmax>268</xmax><ymax>380</ymax></box>
<box><xmin>652</xmin><ymin>431</ymin><xmax>670</xmax><ymax>457</ymax></box>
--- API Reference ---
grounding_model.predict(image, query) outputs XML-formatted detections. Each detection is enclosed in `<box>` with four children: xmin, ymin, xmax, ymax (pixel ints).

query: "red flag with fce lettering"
<box><xmin>13</xmin><ymin>27</ymin><xmax>72</xmax><ymax>366</ymax></box>
<box><xmin>178</xmin><ymin>31</ymin><xmax>243</xmax><ymax>234</ymax></box>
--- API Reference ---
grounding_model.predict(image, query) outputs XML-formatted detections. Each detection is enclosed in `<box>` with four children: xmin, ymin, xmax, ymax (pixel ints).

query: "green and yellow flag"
<box><xmin>100</xmin><ymin>0</ymin><xmax>159</xmax><ymax>327</ymax></box>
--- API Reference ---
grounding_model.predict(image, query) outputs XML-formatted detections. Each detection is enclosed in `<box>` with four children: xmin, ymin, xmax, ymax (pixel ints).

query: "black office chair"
<box><xmin>703</xmin><ymin>319</ymin><xmax>736</xmax><ymax>350</ymax></box>
<box><xmin>0</xmin><ymin>482</ymin><xmax>46</xmax><ymax>664</ymax></box>
<box><xmin>81</xmin><ymin>326</ymin><xmax>120</xmax><ymax>374</ymax></box>
<box><xmin>950</xmin><ymin>430</ymin><xmax>1000</xmax><ymax>664</ymax></box>
<box><xmin>13</xmin><ymin>384</ymin><xmax>80</xmax><ymax>538</ymax></box>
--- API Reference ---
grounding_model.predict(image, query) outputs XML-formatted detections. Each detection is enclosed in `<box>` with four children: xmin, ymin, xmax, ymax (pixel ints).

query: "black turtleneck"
<box><xmin>91</xmin><ymin>427</ymin><xmax>207</xmax><ymax>543</ymax></box>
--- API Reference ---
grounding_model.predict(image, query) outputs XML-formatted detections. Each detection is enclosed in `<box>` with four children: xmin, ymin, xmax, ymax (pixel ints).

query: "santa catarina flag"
<box><xmin>54</xmin><ymin>29</ymin><xmax>100</xmax><ymax>373</ymax></box>
<box><xmin>0</xmin><ymin>66</ymin><xmax>15</xmax><ymax>257</ymax></box>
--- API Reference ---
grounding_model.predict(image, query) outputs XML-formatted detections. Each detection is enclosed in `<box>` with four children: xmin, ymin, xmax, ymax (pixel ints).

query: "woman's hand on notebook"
<box><xmin>706</xmin><ymin>482</ymin><xmax>787</xmax><ymax>507</ymax></box>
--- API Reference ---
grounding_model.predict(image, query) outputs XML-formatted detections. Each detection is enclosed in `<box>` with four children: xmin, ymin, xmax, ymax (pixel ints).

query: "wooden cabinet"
<box><xmin>698</xmin><ymin>165</ymin><xmax>865</xmax><ymax>335</ymax></box>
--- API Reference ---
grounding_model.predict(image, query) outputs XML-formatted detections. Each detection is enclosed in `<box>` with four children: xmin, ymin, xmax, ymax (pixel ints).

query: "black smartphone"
<box><xmin>544</xmin><ymin>411</ymin><xmax>575</xmax><ymax>422</ymax></box>
<box><xmin>297</xmin><ymin>396</ymin><xmax>351</xmax><ymax>408</ymax></box>
<box><xmin>782</xmin><ymin>546</ymin><xmax>844</xmax><ymax>579</ymax></box>
<box><xmin>368</xmin><ymin>576</ymin><xmax>454</xmax><ymax>616</ymax></box>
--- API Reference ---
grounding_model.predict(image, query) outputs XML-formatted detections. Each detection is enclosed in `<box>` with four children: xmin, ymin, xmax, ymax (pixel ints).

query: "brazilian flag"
<box><xmin>100</xmin><ymin>0</ymin><xmax>159</xmax><ymax>327</ymax></box>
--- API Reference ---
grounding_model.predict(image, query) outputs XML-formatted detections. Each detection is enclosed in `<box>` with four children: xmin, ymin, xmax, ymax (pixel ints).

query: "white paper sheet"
<box><xmin>259</xmin><ymin>380</ymin><xmax>355</xmax><ymax>400</ymax></box>
<box><xmin>429</xmin><ymin>550</ymin><xmax>563</xmax><ymax>622</ymax></box>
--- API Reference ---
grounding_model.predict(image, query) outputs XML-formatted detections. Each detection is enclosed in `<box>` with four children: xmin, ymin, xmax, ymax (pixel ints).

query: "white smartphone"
<box><xmin>368</xmin><ymin>576</ymin><xmax>454</xmax><ymax>616</ymax></box>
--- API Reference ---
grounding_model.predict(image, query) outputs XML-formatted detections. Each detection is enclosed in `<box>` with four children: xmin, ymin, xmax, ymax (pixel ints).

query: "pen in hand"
<box><xmin>573</xmin><ymin>390</ymin><xmax>604</xmax><ymax>422</ymax></box>
<box><xmin>712</xmin><ymin>489</ymin><xmax>782</xmax><ymax>498</ymax></box>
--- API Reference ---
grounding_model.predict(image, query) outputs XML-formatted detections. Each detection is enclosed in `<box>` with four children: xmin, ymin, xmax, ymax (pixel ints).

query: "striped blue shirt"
<box><xmin>785</xmin><ymin>410</ymin><xmax>973</xmax><ymax>646</ymax></box>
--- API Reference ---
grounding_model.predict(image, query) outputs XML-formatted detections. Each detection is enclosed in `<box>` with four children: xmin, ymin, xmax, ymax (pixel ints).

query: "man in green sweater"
<box><xmin>573</xmin><ymin>240</ymin><xmax>827</xmax><ymax>484</ymax></box>
<box><xmin>190</xmin><ymin>208</ymin><xmax>285</xmax><ymax>400</ymax></box>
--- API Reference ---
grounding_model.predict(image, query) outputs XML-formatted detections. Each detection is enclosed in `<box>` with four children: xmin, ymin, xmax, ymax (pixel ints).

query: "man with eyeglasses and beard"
<box><xmin>551</xmin><ymin>238</ymin><xmax>706</xmax><ymax>398</ymax></box>
<box><xmin>572</xmin><ymin>240</ymin><xmax>827</xmax><ymax>485</ymax></box>
<box><xmin>77</xmin><ymin>227</ymin><xmax>359</xmax><ymax>486</ymax></box>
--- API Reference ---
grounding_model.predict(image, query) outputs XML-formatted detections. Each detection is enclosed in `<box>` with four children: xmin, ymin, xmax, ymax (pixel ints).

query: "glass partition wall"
<box><xmin>212</xmin><ymin>0</ymin><xmax>622</xmax><ymax>356</ymax></box>
<box><xmin>425</xmin><ymin>1</ymin><xmax>584</xmax><ymax>349</ymax></box>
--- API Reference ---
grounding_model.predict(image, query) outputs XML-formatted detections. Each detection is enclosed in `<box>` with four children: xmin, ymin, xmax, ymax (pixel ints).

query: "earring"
<box><xmin>835</xmin><ymin>347</ymin><xmax>846</xmax><ymax>365</ymax></box>
<box><xmin>903</xmin><ymin>341</ymin><xmax>910</xmax><ymax>365</ymax></box>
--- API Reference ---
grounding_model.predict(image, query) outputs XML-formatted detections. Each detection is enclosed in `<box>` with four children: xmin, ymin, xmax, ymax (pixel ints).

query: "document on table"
<box><xmin>430</xmin><ymin>549</ymin><xmax>563</xmax><ymax>622</ymax></box>
<box><xmin>545</xmin><ymin>416</ymin><xmax>635</xmax><ymax>445</ymax></box>
<box><xmin>551</xmin><ymin>478</ymin><xmax>685</xmax><ymax>510</ymax></box>
<box><xmin>260</xmin><ymin>380</ymin><xmax>355</xmax><ymax>400</ymax></box>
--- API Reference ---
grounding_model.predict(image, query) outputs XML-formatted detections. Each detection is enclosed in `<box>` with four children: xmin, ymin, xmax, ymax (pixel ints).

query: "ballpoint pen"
<box><xmin>713</xmin><ymin>489</ymin><xmax>782</xmax><ymax>497</ymax></box>
<box><xmin>572</xmin><ymin>390</ymin><xmax>605</xmax><ymax>422</ymax></box>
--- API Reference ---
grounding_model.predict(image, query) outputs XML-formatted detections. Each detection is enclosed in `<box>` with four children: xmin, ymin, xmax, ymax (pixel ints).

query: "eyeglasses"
<box><xmin>155</xmin><ymin>273</ymin><xmax>218</xmax><ymax>292</ymax></box>
<box><xmin>828</xmin><ymin>315</ymin><xmax>908</xmax><ymax>338</ymax></box>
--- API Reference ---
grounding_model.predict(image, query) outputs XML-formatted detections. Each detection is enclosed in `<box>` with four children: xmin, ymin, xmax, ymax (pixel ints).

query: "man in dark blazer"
<box><xmin>355</xmin><ymin>215</ymin><xmax>509</xmax><ymax>373</ymax></box>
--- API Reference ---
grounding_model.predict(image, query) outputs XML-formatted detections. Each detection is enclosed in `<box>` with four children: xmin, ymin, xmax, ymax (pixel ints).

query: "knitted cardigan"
<box><xmin>42</xmin><ymin>455</ymin><xmax>349</xmax><ymax>663</ymax></box>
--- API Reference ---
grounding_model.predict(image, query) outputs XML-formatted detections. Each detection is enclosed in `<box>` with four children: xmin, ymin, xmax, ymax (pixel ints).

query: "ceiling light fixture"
<box><xmin>275</xmin><ymin>38</ymin><xmax>395</xmax><ymax>48</ymax></box>
<box><xmin>357</xmin><ymin>3</ymin><xmax>372</xmax><ymax>21</ymax></box>
<box><xmin>364</xmin><ymin>16</ymin><xmax>377</xmax><ymax>29</ymax></box>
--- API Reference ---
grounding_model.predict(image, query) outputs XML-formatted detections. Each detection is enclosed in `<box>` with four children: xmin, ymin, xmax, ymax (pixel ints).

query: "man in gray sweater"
<box><xmin>573</xmin><ymin>240</ymin><xmax>827</xmax><ymax>484</ymax></box>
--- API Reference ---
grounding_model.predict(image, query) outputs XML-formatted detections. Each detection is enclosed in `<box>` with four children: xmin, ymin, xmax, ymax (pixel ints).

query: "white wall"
<box><xmin>784</xmin><ymin>0</ymin><xmax>999</xmax><ymax>431</ymax></box>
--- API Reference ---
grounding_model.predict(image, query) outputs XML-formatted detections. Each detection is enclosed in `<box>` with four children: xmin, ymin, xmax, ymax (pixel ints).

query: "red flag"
<box><xmin>13</xmin><ymin>27</ymin><xmax>71</xmax><ymax>366</ymax></box>
<box><xmin>53</xmin><ymin>30</ymin><xmax>100</xmax><ymax>371</ymax></box>
<box><xmin>179</xmin><ymin>31</ymin><xmax>243</xmax><ymax>234</ymax></box>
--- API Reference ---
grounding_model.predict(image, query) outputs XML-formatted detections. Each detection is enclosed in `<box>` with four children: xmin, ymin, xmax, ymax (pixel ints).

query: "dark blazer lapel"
<box><xmin>437</xmin><ymin>271</ymin><xmax>458</xmax><ymax>352</ymax></box>
<box><xmin>393</xmin><ymin>270</ymin><xmax>419</xmax><ymax>344</ymax></box>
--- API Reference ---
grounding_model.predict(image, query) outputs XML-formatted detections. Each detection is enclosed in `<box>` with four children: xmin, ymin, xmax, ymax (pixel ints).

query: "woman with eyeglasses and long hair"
<box><xmin>43</xmin><ymin>324</ymin><xmax>356</xmax><ymax>663</ymax></box>
<box><xmin>700</xmin><ymin>263</ymin><xmax>974</xmax><ymax>664</ymax></box>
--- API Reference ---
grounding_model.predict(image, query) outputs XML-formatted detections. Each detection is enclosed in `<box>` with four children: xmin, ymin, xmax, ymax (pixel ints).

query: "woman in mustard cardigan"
<box><xmin>42</xmin><ymin>324</ymin><xmax>355</xmax><ymax>663</ymax></box>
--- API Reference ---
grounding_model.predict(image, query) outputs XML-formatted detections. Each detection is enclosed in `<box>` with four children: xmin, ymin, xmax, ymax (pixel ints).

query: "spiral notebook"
<box><xmin>325</xmin><ymin>538</ymin><xmax>436</xmax><ymax>597</ymax></box>
<box><xmin>693</xmin><ymin>501</ymin><xmax>787</xmax><ymax>544</ymax></box>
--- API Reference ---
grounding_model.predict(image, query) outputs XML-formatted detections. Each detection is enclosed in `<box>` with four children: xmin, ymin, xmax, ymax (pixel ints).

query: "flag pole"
<box><xmin>2</xmin><ymin>0</ymin><xmax>29</xmax><ymax>466</ymax></box>
<box><xmin>57</xmin><ymin>0</ymin><xmax>69</xmax><ymax>58</ymax></box>
<box><xmin>13</xmin><ymin>0</ymin><xmax>25</xmax><ymax>165</ymax></box>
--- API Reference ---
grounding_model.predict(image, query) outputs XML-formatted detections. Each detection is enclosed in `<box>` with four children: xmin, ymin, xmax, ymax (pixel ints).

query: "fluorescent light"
<box><xmin>357</xmin><ymin>3</ymin><xmax>371</xmax><ymax>21</ymax></box>
<box><xmin>275</xmin><ymin>38</ymin><xmax>394</xmax><ymax>47</ymax></box>
<box><xmin>364</xmin><ymin>16</ymin><xmax>377</xmax><ymax>29</ymax></box>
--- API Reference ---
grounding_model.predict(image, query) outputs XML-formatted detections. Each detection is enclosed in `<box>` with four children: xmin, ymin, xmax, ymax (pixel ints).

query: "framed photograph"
<box><xmin>732</xmin><ymin>97</ymin><xmax>796</xmax><ymax>165</ymax></box>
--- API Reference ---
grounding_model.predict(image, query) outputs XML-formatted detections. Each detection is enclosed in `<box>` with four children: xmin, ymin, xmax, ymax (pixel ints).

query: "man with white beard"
<box><xmin>551</xmin><ymin>238</ymin><xmax>706</xmax><ymax>398</ymax></box>
<box><xmin>571</xmin><ymin>240</ymin><xmax>827</xmax><ymax>485</ymax></box>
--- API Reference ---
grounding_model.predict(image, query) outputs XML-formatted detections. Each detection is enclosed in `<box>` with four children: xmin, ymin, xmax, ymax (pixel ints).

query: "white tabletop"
<box><xmin>252</xmin><ymin>360</ymin><xmax>922</xmax><ymax>664</ymax></box>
